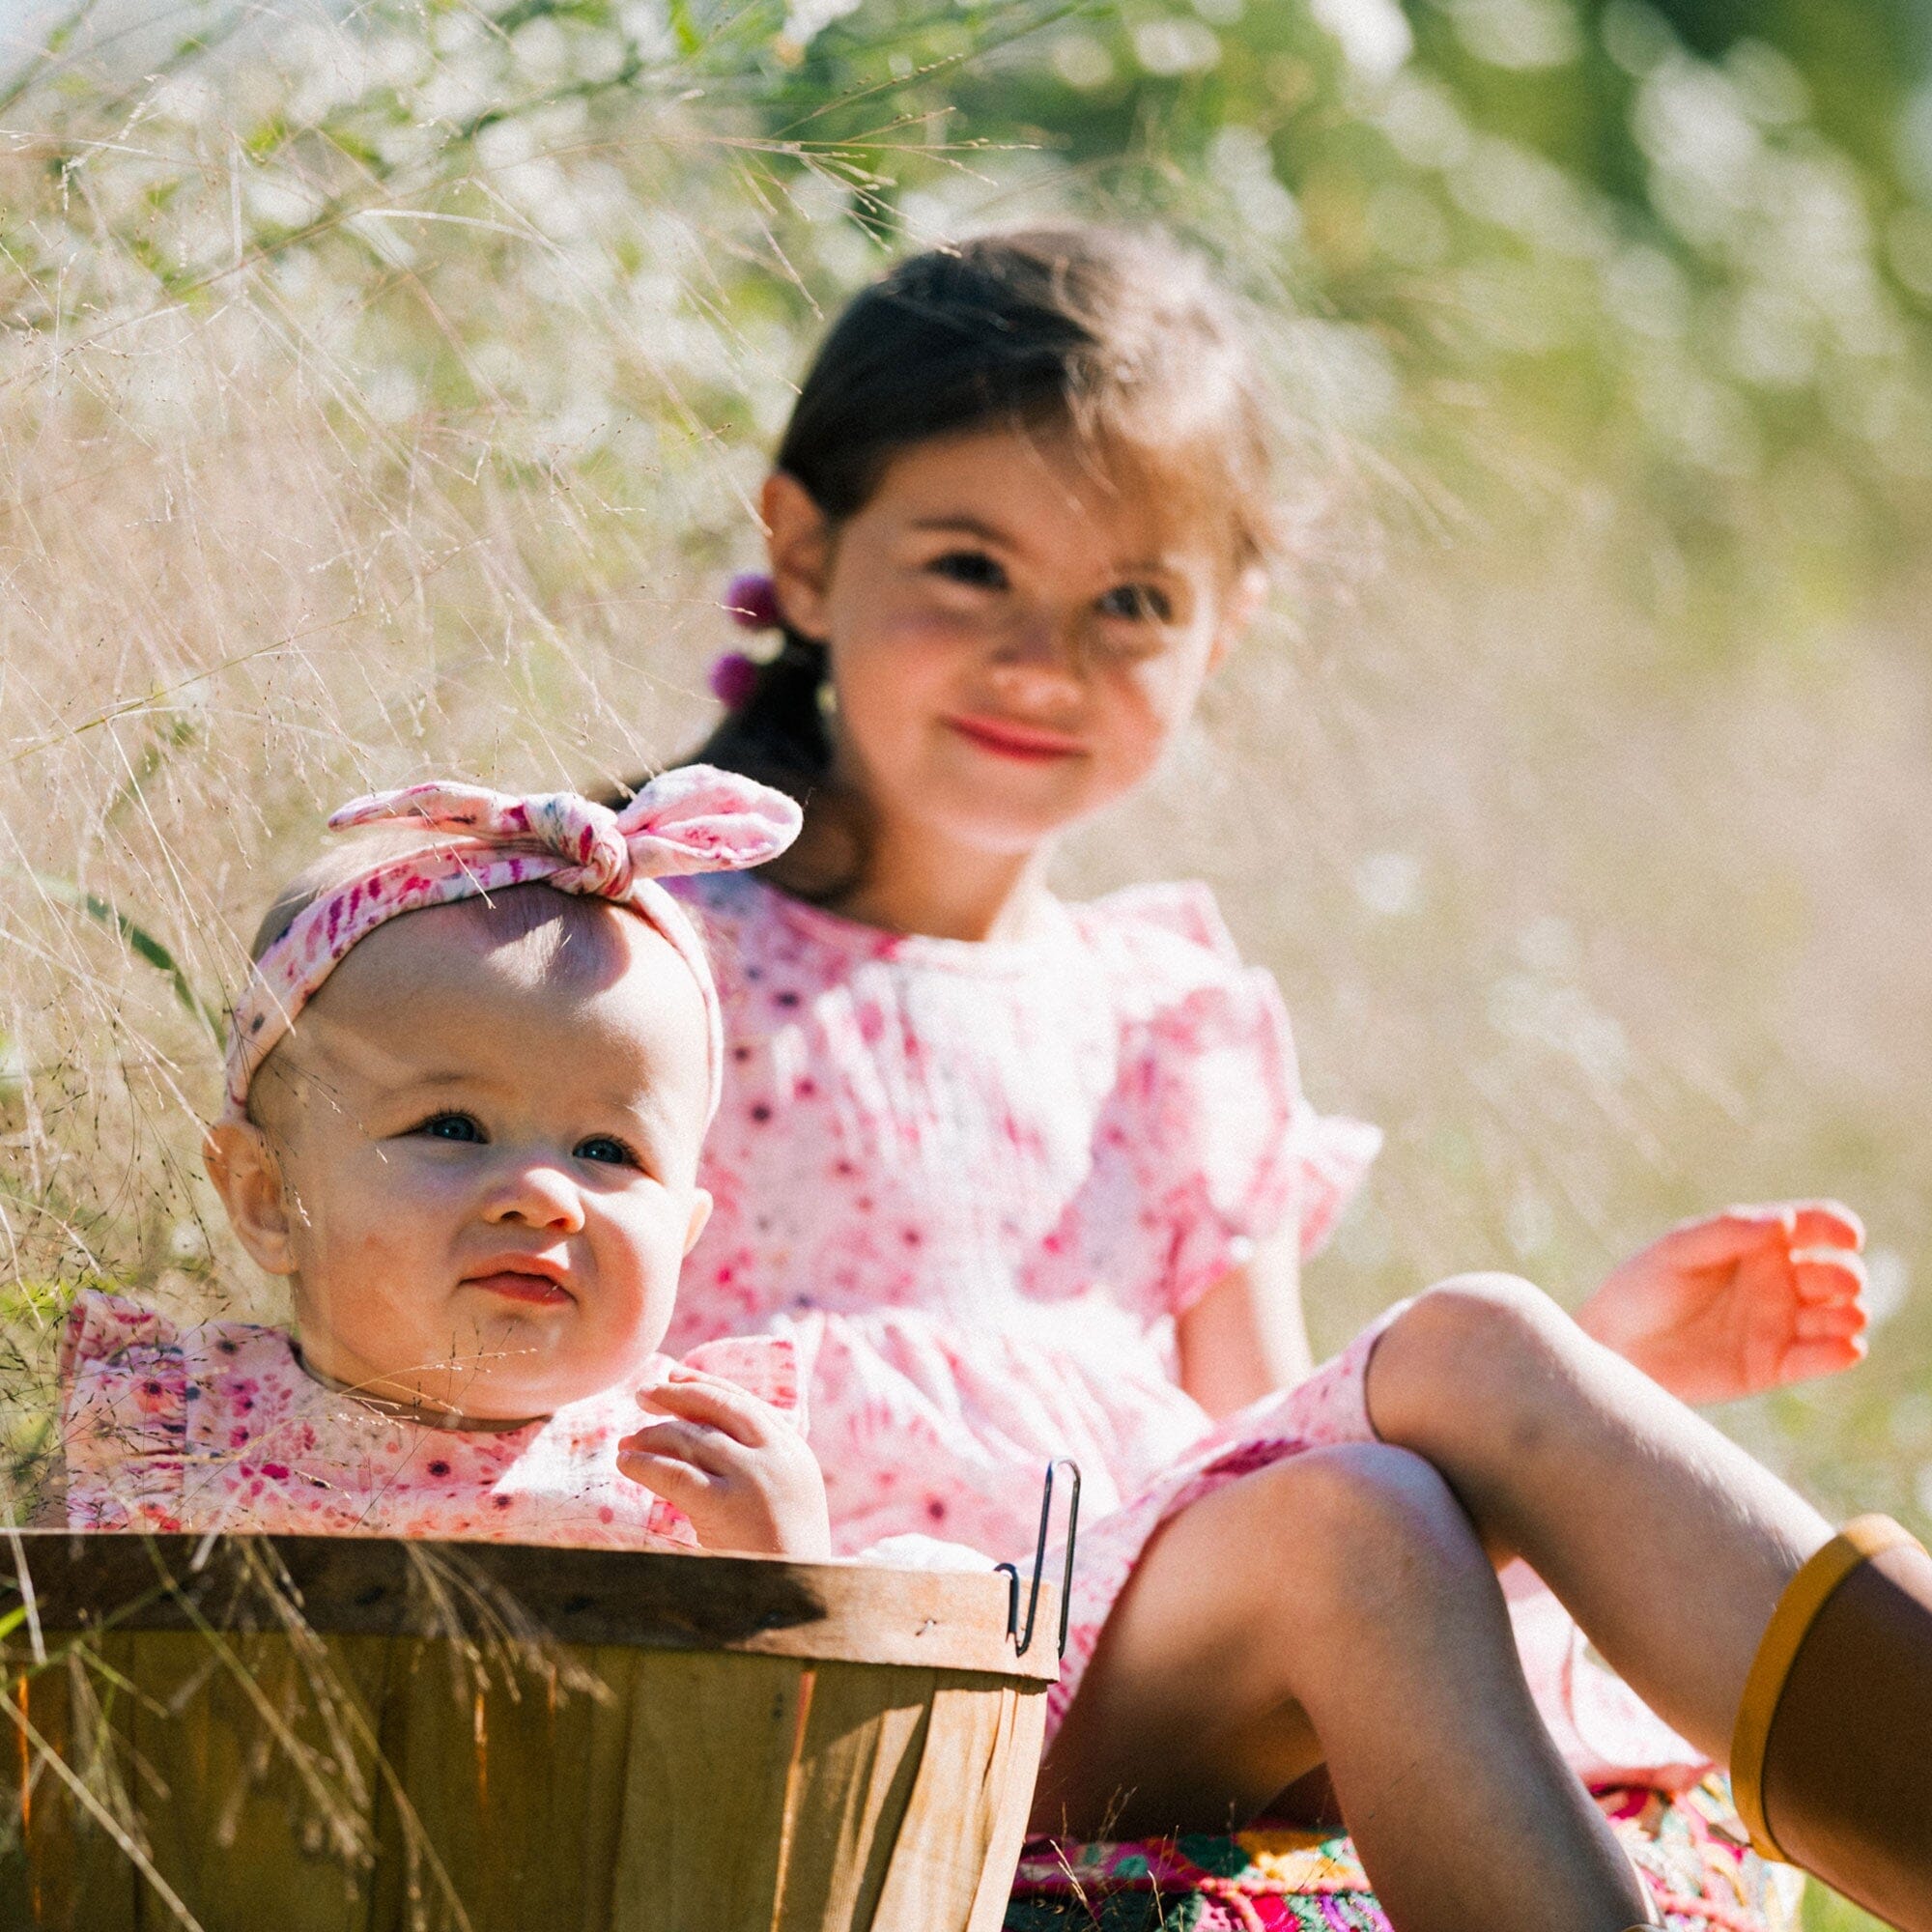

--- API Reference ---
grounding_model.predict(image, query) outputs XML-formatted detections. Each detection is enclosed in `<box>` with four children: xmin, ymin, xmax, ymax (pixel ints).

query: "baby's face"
<box><xmin>214</xmin><ymin>890</ymin><xmax>713</xmax><ymax>1421</ymax></box>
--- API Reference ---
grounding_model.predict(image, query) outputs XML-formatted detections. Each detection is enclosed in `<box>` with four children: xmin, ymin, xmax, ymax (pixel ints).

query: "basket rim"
<box><xmin>1</xmin><ymin>1530</ymin><xmax>1062</xmax><ymax>1680</ymax></box>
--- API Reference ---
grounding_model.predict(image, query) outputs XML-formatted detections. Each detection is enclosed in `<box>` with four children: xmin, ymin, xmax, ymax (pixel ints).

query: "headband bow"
<box><xmin>223</xmin><ymin>764</ymin><xmax>800</xmax><ymax>1123</ymax></box>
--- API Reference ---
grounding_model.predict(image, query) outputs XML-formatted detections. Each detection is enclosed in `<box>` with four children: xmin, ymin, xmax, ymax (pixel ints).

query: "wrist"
<box><xmin>777</xmin><ymin>1493</ymin><xmax>833</xmax><ymax>1561</ymax></box>
<box><xmin>690</xmin><ymin>1490</ymin><xmax>830</xmax><ymax>1559</ymax></box>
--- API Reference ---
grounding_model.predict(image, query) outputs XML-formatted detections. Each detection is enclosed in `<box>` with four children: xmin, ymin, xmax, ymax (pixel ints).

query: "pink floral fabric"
<box><xmin>667</xmin><ymin>873</ymin><xmax>1707</xmax><ymax>1787</ymax></box>
<box><xmin>665</xmin><ymin>875</ymin><xmax>1379</xmax><ymax>1555</ymax></box>
<box><xmin>59</xmin><ymin>1289</ymin><xmax>802</xmax><ymax>1549</ymax></box>
<box><xmin>225</xmin><ymin>765</ymin><xmax>799</xmax><ymax>1121</ymax></box>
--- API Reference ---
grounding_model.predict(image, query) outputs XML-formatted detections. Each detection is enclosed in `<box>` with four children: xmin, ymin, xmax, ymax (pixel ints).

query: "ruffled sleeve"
<box><xmin>1097</xmin><ymin>883</ymin><xmax>1382</xmax><ymax>1318</ymax></box>
<box><xmin>57</xmin><ymin>1289</ymin><xmax>192</xmax><ymax>1530</ymax></box>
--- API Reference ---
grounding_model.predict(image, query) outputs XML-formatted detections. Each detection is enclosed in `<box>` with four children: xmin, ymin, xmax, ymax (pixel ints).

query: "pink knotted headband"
<box><xmin>224</xmin><ymin>764</ymin><xmax>801</xmax><ymax>1123</ymax></box>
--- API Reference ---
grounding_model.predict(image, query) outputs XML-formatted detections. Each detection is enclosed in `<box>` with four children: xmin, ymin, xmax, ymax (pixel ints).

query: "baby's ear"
<box><xmin>203</xmin><ymin>1120</ymin><xmax>298</xmax><ymax>1277</ymax></box>
<box><xmin>682</xmin><ymin>1187</ymin><xmax>714</xmax><ymax>1258</ymax></box>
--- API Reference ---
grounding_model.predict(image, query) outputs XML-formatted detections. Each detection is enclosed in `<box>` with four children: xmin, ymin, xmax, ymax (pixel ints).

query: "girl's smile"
<box><xmin>942</xmin><ymin>711</ymin><xmax>1090</xmax><ymax>763</ymax></box>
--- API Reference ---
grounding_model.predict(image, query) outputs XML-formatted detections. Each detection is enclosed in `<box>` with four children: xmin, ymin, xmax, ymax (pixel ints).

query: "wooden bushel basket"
<box><xmin>0</xmin><ymin>1532</ymin><xmax>1058</xmax><ymax>1932</ymax></box>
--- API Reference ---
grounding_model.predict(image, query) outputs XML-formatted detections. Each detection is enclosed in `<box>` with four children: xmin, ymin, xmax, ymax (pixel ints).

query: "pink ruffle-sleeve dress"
<box><xmin>59</xmin><ymin>1289</ymin><xmax>802</xmax><ymax>1550</ymax></box>
<box><xmin>666</xmin><ymin>872</ymin><xmax>1706</xmax><ymax>1785</ymax></box>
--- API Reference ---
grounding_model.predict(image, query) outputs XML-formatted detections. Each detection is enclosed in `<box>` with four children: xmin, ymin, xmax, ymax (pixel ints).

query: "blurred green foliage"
<box><xmin>4</xmin><ymin>0</ymin><xmax>1930</xmax><ymax>641</ymax></box>
<box><xmin>1805</xmin><ymin>1881</ymin><xmax>1887</xmax><ymax>1932</ymax></box>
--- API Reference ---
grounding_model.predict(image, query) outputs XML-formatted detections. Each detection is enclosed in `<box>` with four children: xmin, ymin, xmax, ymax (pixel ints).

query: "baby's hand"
<box><xmin>1576</xmin><ymin>1200</ymin><xmax>1867</xmax><ymax>1406</ymax></box>
<box><xmin>618</xmin><ymin>1365</ymin><xmax>831</xmax><ymax>1559</ymax></box>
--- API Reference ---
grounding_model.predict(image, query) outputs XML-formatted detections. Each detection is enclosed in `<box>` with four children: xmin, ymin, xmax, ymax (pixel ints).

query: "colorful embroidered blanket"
<box><xmin>1006</xmin><ymin>1780</ymin><xmax>1804</xmax><ymax>1931</ymax></box>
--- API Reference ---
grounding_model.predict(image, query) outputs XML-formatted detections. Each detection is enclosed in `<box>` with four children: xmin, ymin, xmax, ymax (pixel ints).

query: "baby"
<box><xmin>55</xmin><ymin>767</ymin><xmax>831</xmax><ymax>1558</ymax></box>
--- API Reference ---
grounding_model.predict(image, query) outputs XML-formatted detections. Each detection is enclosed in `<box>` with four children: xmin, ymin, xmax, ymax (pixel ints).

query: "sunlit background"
<box><xmin>1</xmin><ymin>3</ymin><xmax>1928</xmax><ymax>1919</ymax></box>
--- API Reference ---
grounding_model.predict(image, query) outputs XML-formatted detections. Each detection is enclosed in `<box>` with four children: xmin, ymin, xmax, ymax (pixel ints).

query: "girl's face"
<box><xmin>206</xmin><ymin>893</ymin><xmax>714</xmax><ymax>1422</ymax></box>
<box><xmin>767</xmin><ymin>428</ymin><xmax>1261</xmax><ymax>861</ymax></box>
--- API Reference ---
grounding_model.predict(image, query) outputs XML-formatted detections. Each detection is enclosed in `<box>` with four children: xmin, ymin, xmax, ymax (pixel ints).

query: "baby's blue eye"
<box><xmin>930</xmin><ymin>550</ymin><xmax>1007</xmax><ymax>590</ymax></box>
<box><xmin>416</xmin><ymin>1113</ymin><xmax>484</xmax><ymax>1143</ymax></box>
<box><xmin>575</xmin><ymin>1135</ymin><xmax>638</xmax><ymax>1168</ymax></box>
<box><xmin>1097</xmin><ymin>582</ymin><xmax>1173</xmax><ymax>623</ymax></box>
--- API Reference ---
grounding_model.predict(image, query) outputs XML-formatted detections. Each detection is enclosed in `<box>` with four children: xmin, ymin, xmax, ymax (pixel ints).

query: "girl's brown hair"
<box><xmin>656</xmin><ymin>226</ymin><xmax>1275</xmax><ymax>822</ymax></box>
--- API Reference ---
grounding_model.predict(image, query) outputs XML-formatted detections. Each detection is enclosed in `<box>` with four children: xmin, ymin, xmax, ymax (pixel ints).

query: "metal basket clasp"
<box><xmin>995</xmin><ymin>1458</ymin><xmax>1081</xmax><ymax>1660</ymax></box>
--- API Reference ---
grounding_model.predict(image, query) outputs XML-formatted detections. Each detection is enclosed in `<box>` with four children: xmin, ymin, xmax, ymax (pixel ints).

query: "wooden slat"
<box><xmin>964</xmin><ymin>1687</ymin><xmax>1049</xmax><ymax>1932</ymax></box>
<box><xmin>2</xmin><ymin>1649</ymin><xmax>144</xmax><ymax>1932</ymax></box>
<box><xmin>772</xmin><ymin>1662</ymin><xmax>933</xmax><ymax>1932</ymax></box>
<box><xmin>375</xmin><ymin>1637</ymin><xmax>498</xmax><ymax>1932</ymax></box>
<box><xmin>560</xmin><ymin>1646</ymin><xmax>651</xmax><ymax>1932</ymax></box>
<box><xmin>122</xmin><ymin>1628</ymin><xmax>385</xmax><ymax>1932</ymax></box>
<box><xmin>3</xmin><ymin>1658</ymin><xmax>71</xmax><ymax>1932</ymax></box>
<box><xmin>612</xmin><ymin>1650</ymin><xmax>807</xmax><ymax>1932</ymax></box>
<box><xmin>1</xmin><ymin>1536</ymin><xmax>1056</xmax><ymax>1681</ymax></box>
<box><xmin>869</xmin><ymin>1676</ymin><xmax>1048</xmax><ymax>1932</ymax></box>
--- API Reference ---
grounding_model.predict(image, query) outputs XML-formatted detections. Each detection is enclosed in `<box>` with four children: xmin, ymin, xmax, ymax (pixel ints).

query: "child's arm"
<box><xmin>617</xmin><ymin>1366</ymin><xmax>832</xmax><ymax>1559</ymax></box>
<box><xmin>1574</xmin><ymin>1201</ymin><xmax>1868</xmax><ymax>1406</ymax></box>
<box><xmin>1181</xmin><ymin>1199</ymin><xmax>1866</xmax><ymax>1416</ymax></box>
<box><xmin>1176</xmin><ymin>1229</ymin><xmax>1316</xmax><ymax>1419</ymax></box>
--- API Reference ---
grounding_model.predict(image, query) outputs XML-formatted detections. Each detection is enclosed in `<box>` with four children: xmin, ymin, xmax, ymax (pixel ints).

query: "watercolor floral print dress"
<box><xmin>59</xmin><ymin>1293</ymin><xmax>801</xmax><ymax>1550</ymax></box>
<box><xmin>666</xmin><ymin>872</ymin><xmax>1705</xmax><ymax>1781</ymax></box>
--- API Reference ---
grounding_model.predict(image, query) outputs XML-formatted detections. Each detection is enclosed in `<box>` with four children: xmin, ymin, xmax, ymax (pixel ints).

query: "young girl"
<box><xmin>634</xmin><ymin>229</ymin><xmax>1932</xmax><ymax>1931</ymax></box>
<box><xmin>57</xmin><ymin>766</ymin><xmax>833</xmax><ymax>1561</ymax></box>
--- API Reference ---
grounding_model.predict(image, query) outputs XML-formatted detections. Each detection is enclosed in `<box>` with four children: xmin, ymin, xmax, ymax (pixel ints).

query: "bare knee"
<box><xmin>1407</xmin><ymin>1270</ymin><xmax>1569</xmax><ymax>1354</ymax></box>
<box><xmin>1250</xmin><ymin>1443</ymin><xmax>1491</xmax><ymax>1639</ymax></box>
<box><xmin>1374</xmin><ymin>1271</ymin><xmax>1583</xmax><ymax>1456</ymax></box>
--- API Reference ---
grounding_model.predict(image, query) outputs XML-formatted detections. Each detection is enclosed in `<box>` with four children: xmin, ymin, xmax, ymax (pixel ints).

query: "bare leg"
<box><xmin>1037</xmin><ymin>1443</ymin><xmax>1651</xmax><ymax>1932</ymax></box>
<box><xmin>1365</xmin><ymin>1273</ymin><xmax>1834</xmax><ymax>1762</ymax></box>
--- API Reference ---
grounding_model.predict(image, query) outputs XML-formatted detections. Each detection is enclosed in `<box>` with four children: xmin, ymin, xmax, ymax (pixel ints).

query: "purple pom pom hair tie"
<box><xmin>724</xmin><ymin>572</ymin><xmax>781</xmax><ymax>632</ymax></box>
<box><xmin>708</xmin><ymin>651</ymin><xmax>761</xmax><ymax>710</ymax></box>
<box><xmin>711</xmin><ymin>573</ymin><xmax>783</xmax><ymax>711</ymax></box>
